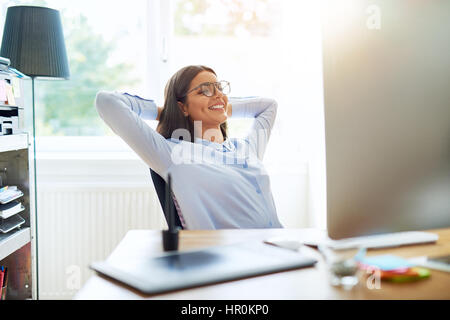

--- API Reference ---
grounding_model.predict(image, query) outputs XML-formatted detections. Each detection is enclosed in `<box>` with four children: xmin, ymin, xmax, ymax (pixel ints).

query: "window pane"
<box><xmin>172</xmin><ymin>0</ymin><xmax>282</xmax><ymax>137</ymax></box>
<box><xmin>0</xmin><ymin>0</ymin><xmax>148</xmax><ymax>136</ymax></box>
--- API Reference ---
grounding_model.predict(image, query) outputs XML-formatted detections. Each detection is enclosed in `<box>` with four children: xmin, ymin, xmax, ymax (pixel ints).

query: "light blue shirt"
<box><xmin>95</xmin><ymin>91</ymin><xmax>283</xmax><ymax>230</ymax></box>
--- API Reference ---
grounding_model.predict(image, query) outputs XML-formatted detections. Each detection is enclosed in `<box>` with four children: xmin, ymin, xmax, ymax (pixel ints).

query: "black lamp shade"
<box><xmin>0</xmin><ymin>5</ymin><xmax>70</xmax><ymax>79</ymax></box>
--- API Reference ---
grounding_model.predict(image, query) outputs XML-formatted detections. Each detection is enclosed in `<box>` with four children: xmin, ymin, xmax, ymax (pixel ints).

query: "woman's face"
<box><xmin>179</xmin><ymin>71</ymin><xmax>229</xmax><ymax>127</ymax></box>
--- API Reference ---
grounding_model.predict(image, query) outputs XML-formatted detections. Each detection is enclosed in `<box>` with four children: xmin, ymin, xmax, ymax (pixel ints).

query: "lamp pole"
<box><xmin>31</xmin><ymin>76</ymin><xmax>39</xmax><ymax>300</ymax></box>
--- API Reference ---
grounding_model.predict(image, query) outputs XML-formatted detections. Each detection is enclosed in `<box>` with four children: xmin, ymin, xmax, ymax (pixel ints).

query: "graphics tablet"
<box><xmin>90</xmin><ymin>241</ymin><xmax>317</xmax><ymax>295</ymax></box>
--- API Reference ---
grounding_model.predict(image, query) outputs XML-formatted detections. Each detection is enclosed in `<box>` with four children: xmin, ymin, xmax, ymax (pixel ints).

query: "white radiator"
<box><xmin>37</xmin><ymin>183</ymin><xmax>167</xmax><ymax>300</ymax></box>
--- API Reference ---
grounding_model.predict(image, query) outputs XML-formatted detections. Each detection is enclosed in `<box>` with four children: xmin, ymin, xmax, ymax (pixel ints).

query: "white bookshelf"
<box><xmin>0</xmin><ymin>70</ymin><xmax>36</xmax><ymax>300</ymax></box>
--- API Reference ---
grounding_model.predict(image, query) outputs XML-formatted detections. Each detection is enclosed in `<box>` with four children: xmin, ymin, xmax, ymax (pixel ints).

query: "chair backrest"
<box><xmin>149</xmin><ymin>169</ymin><xmax>183</xmax><ymax>229</ymax></box>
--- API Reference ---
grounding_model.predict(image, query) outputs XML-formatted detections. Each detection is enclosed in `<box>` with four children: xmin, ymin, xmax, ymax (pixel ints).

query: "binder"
<box><xmin>0</xmin><ymin>201</ymin><xmax>25</xmax><ymax>219</ymax></box>
<box><xmin>5</xmin><ymin>83</ymin><xmax>15</xmax><ymax>106</ymax></box>
<box><xmin>0</xmin><ymin>267</ymin><xmax>7</xmax><ymax>300</ymax></box>
<box><xmin>0</xmin><ymin>267</ymin><xmax>4</xmax><ymax>299</ymax></box>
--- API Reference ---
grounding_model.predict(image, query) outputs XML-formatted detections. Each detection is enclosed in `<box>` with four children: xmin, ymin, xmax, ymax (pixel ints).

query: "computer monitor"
<box><xmin>321</xmin><ymin>0</ymin><xmax>450</xmax><ymax>240</ymax></box>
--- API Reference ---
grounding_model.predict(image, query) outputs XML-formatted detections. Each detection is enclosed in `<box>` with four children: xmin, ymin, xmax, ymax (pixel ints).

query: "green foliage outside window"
<box><xmin>36</xmin><ymin>13</ymin><xmax>138</xmax><ymax>135</ymax></box>
<box><xmin>1</xmin><ymin>0</ymin><xmax>138</xmax><ymax>136</ymax></box>
<box><xmin>175</xmin><ymin>0</ymin><xmax>276</xmax><ymax>37</ymax></box>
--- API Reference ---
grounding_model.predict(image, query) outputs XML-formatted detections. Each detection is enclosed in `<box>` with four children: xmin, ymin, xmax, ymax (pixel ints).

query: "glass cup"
<box><xmin>319</xmin><ymin>245</ymin><xmax>363</xmax><ymax>290</ymax></box>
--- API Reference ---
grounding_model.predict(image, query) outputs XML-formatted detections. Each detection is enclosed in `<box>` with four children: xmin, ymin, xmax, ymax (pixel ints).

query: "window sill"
<box><xmin>36</xmin><ymin>151</ymin><xmax>140</xmax><ymax>161</ymax></box>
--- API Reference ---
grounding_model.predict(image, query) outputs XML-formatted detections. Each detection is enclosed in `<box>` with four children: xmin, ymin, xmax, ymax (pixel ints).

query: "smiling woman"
<box><xmin>95</xmin><ymin>64</ymin><xmax>283</xmax><ymax>230</ymax></box>
<box><xmin>157</xmin><ymin>65</ymin><xmax>230</xmax><ymax>144</ymax></box>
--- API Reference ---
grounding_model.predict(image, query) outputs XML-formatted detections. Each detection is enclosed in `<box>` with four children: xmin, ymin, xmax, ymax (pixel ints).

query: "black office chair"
<box><xmin>149</xmin><ymin>169</ymin><xmax>184</xmax><ymax>229</ymax></box>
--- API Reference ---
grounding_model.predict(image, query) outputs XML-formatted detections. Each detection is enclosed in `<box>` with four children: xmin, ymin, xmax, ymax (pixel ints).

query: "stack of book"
<box><xmin>0</xmin><ymin>266</ymin><xmax>7</xmax><ymax>300</ymax></box>
<box><xmin>0</xmin><ymin>186</ymin><xmax>25</xmax><ymax>234</ymax></box>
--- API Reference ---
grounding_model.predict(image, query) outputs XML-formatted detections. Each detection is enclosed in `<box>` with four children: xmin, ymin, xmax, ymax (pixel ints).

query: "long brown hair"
<box><xmin>156</xmin><ymin>65</ymin><xmax>228</xmax><ymax>142</ymax></box>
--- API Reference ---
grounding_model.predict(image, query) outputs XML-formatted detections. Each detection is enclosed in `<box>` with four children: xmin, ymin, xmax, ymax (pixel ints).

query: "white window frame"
<box><xmin>146</xmin><ymin>0</ymin><xmax>174</xmax><ymax>105</ymax></box>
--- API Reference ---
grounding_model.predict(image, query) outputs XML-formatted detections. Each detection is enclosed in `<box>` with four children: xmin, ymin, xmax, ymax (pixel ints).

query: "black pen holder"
<box><xmin>162</xmin><ymin>228</ymin><xmax>179</xmax><ymax>251</ymax></box>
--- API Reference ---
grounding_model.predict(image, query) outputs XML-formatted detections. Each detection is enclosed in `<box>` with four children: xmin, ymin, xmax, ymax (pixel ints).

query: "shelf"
<box><xmin>0</xmin><ymin>133</ymin><xmax>28</xmax><ymax>152</ymax></box>
<box><xmin>0</xmin><ymin>227</ymin><xmax>31</xmax><ymax>261</ymax></box>
<box><xmin>0</xmin><ymin>105</ymin><xmax>20</xmax><ymax>110</ymax></box>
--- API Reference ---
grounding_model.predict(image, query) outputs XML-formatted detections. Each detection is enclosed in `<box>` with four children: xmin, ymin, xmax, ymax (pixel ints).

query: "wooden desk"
<box><xmin>74</xmin><ymin>228</ymin><xmax>450</xmax><ymax>300</ymax></box>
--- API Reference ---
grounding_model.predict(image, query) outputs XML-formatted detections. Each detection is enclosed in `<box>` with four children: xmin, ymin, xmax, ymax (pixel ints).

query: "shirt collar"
<box><xmin>194</xmin><ymin>137</ymin><xmax>235</xmax><ymax>152</ymax></box>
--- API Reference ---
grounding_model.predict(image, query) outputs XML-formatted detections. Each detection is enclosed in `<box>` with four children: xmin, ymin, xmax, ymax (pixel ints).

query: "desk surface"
<box><xmin>75</xmin><ymin>228</ymin><xmax>450</xmax><ymax>300</ymax></box>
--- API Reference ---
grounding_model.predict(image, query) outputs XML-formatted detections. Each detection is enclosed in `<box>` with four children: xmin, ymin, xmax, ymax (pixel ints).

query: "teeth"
<box><xmin>209</xmin><ymin>105</ymin><xmax>224</xmax><ymax>110</ymax></box>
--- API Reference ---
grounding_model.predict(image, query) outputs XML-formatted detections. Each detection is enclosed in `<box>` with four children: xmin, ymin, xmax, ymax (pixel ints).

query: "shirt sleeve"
<box><xmin>229</xmin><ymin>97</ymin><xmax>278</xmax><ymax>160</ymax></box>
<box><xmin>95</xmin><ymin>91</ymin><xmax>173</xmax><ymax>177</ymax></box>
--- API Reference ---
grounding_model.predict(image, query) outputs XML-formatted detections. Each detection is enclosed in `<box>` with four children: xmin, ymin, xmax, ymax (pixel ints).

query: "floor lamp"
<box><xmin>0</xmin><ymin>5</ymin><xmax>70</xmax><ymax>299</ymax></box>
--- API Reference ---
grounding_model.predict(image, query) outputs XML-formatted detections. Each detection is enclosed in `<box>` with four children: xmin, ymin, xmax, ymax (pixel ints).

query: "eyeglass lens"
<box><xmin>202</xmin><ymin>81</ymin><xmax>230</xmax><ymax>97</ymax></box>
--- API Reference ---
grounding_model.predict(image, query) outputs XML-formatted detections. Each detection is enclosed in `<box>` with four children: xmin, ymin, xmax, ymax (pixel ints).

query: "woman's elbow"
<box><xmin>271</xmin><ymin>99</ymin><xmax>278</xmax><ymax>110</ymax></box>
<box><xmin>265</xmin><ymin>98</ymin><xmax>278</xmax><ymax>113</ymax></box>
<box><xmin>261</xmin><ymin>97</ymin><xmax>277</xmax><ymax>108</ymax></box>
<box><xmin>95</xmin><ymin>91</ymin><xmax>112</xmax><ymax>112</ymax></box>
<box><xmin>95</xmin><ymin>91</ymin><xmax>123</xmax><ymax>120</ymax></box>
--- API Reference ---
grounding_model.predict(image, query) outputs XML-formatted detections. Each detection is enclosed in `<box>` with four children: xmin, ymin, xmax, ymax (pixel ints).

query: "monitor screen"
<box><xmin>321</xmin><ymin>0</ymin><xmax>450</xmax><ymax>239</ymax></box>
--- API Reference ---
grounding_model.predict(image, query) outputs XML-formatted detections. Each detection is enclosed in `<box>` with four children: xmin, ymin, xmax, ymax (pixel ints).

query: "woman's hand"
<box><xmin>156</xmin><ymin>106</ymin><xmax>163</xmax><ymax>121</ymax></box>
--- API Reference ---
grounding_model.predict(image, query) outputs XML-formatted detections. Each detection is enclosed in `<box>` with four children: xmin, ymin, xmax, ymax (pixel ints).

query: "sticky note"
<box><xmin>381</xmin><ymin>267</ymin><xmax>431</xmax><ymax>282</ymax></box>
<box><xmin>355</xmin><ymin>254</ymin><xmax>414</xmax><ymax>271</ymax></box>
<box><xmin>12</xmin><ymin>78</ymin><xmax>20</xmax><ymax>98</ymax></box>
<box><xmin>0</xmin><ymin>80</ymin><xmax>6</xmax><ymax>102</ymax></box>
<box><xmin>5</xmin><ymin>83</ymin><xmax>16</xmax><ymax>106</ymax></box>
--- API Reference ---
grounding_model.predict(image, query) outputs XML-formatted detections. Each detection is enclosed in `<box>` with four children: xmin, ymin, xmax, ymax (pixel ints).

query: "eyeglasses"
<box><xmin>184</xmin><ymin>81</ymin><xmax>231</xmax><ymax>98</ymax></box>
